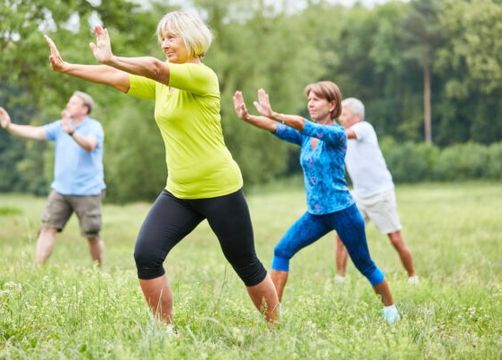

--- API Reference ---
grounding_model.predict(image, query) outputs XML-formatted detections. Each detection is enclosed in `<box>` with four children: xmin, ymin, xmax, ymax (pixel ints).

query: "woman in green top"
<box><xmin>45</xmin><ymin>10</ymin><xmax>279</xmax><ymax>325</ymax></box>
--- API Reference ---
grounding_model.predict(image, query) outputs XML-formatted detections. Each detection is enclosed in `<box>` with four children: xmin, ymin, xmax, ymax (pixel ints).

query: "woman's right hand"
<box><xmin>44</xmin><ymin>35</ymin><xmax>68</xmax><ymax>73</ymax></box>
<box><xmin>233</xmin><ymin>91</ymin><xmax>249</xmax><ymax>120</ymax></box>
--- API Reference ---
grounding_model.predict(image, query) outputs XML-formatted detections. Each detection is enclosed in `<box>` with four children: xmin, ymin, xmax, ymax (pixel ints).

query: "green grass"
<box><xmin>0</xmin><ymin>182</ymin><xmax>501</xmax><ymax>359</ymax></box>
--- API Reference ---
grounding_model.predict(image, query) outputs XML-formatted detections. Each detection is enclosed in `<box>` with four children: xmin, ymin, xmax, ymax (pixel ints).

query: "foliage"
<box><xmin>0</xmin><ymin>0</ymin><xmax>501</xmax><ymax>202</ymax></box>
<box><xmin>486</xmin><ymin>142</ymin><xmax>502</xmax><ymax>180</ymax></box>
<box><xmin>104</xmin><ymin>100</ymin><xmax>166</xmax><ymax>203</ymax></box>
<box><xmin>380</xmin><ymin>137</ymin><xmax>439</xmax><ymax>182</ymax></box>
<box><xmin>435</xmin><ymin>142</ymin><xmax>490</xmax><ymax>181</ymax></box>
<box><xmin>381</xmin><ymin>139</ymin><xmax>501</xmax><ymax>183</ymax></box>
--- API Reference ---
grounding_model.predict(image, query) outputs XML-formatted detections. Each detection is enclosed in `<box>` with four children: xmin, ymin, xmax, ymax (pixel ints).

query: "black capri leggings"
<box><xmin>134</xmin><ymin>189</ymin><xmax>267</xmax><ymax>286</ymax></box>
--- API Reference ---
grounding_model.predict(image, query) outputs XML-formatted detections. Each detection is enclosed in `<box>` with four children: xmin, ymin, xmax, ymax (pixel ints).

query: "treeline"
<box><xmin>0</xmin><ymin>0</ymin><xmax>501</xmax><ymax>202</ymax></box>
<box><xmin>381</xmin><ymin>140</ymin><xmax>502</xmax><ymax>182</ymax></box>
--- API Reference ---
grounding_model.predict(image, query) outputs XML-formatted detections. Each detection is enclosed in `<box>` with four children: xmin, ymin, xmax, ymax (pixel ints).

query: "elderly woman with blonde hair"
<box><xmin>45</xmin><ymin>10</ymin><xmax>279</xmax><ymax>327</ymax></box>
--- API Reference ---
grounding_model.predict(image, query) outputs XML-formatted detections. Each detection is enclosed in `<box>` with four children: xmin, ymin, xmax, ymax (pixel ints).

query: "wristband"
<box><xmin>68</xmin><ymin>130</ymin><xmax>75</xmax><ymax>137</ymax></box>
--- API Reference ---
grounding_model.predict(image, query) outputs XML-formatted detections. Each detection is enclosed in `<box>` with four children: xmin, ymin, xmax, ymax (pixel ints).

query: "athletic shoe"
<box><xmin>382</xmin><ymin>305</ymin><xmax>400</xmax><ymax>325</ymax></box>
<box><xmin>334</xmin><ymin>275</ymin><xmax>346</xmax><ymax>284</ymax></box>
<box><xmin>408</xmin><ymin>275</ymin><xmax>419</xmax><ymax>285</ymax></box>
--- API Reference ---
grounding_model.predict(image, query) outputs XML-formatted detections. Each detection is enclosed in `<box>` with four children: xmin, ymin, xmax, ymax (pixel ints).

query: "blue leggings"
<box><xmin>272</xmin><ymin>203</ymin><xmax>384</xmax><ymax>286</ymax></box>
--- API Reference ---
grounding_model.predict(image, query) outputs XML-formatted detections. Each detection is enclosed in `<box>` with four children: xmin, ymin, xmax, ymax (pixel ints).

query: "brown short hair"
<box><xmin>304</xmin><ymin>81</ymin><xmax>343</xmax><ymax>119</ymax></box>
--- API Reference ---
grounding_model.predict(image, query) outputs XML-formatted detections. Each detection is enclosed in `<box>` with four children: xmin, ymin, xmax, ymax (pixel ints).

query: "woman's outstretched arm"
<box><xmin>45</xmin><ymin>34</ymin><xmax>130</xmax><ymax>93</ymax></box>
<box><xmin>89</xmin><ymin>26</ymin><xmax>169</xmax><ymax>85</ymax></box>
<box><xmin>254</xmin><ymin>88</ymin><xmax>305</xmax><ymax>131</ymax></box>
<box><xmin>233</xmin><ymin>91</ymin><xmax>277</xmax><ymax>132</ymax></box>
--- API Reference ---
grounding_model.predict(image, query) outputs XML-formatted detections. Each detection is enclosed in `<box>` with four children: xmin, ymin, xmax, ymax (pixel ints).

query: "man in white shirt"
<box><xmin>335</xmin><ymin>97</ymin><xmax>418</xmax><ymax>284</ymax></box>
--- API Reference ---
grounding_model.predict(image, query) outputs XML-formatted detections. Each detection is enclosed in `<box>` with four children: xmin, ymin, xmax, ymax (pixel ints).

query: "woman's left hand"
<box><xmin>253</xmin><ymin>88</ymin><xmax>274</xmax><ymax>117</ymax></box>
<box><xmin>89</xmin><ymin>25</ymin><xmax>114</xmax><ymax>64</ymax></box>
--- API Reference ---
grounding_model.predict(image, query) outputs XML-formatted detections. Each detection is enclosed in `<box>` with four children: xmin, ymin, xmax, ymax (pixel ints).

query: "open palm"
<box><xmin>253</xmin><ymin>88</ymin><xmax>274</xmax><ymax>117</ymax></box>
<box><xmin>44</xmin><ymin>35</ymin><xmax>67</xmax><ymax>72</ymax></box>
<box><xmin>89</xmin><ymin>26</ymin><xmax>113</xmax><ymax>63</ymax></box>
<box><xmin>233</xmin><ymin>91</ymin><xmax>249</xmax><ymax>120</ymax></box>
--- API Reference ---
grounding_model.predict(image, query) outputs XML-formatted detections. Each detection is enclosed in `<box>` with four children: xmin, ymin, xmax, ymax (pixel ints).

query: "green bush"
<box><xmin>381</xmin><ymin>139</ymin><xmax>499</xmax><ymax>183</ymax></box>
<box><xmin>381</xmin><ymin>138</ymin><xmax>439</xmax><ymax>182</ymax></box>
<box><xmin>435</xmin><ymin>142</ymin><xmax>489</xmax><ymax>181</ymax></box>
<box><xmin>486</xmin><ymin>142</ymin><xmax>502</xmax><ymax>180</ymax></box>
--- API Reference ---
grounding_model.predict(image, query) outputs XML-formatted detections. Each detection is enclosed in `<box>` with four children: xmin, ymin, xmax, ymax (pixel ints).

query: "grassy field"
<box><xmin>0</xmin><ymin>182</ymin><xmax>501</xmax><ymax>359</ymax></box>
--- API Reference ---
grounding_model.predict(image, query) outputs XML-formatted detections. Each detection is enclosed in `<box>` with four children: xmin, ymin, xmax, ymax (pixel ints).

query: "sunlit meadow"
<box><xmin>1</xmin><ymin>181</ymin><xmax>500</xmax><ymax>359</ymax></box>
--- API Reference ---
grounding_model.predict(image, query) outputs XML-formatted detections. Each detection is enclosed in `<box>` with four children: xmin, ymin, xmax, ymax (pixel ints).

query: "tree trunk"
<box><xmin>423</xmin><ymin>62</ymin><xmax>432</xmax><ymax>143</ymax></box>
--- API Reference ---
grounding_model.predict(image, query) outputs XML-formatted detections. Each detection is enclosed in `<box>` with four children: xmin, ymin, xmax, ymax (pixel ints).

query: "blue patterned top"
<box><xmin>273</xmin><ymin>120</ymin><xmax>354</xmax><ymax>215</ymax></box>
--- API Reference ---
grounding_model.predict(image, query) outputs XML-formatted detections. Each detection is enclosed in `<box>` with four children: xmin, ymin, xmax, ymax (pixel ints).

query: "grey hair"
<box><xmin>156</xmin><ymin>10</ymin><xmax>212</xmax><ymax>58</ymax></box>
<box><xmin>342</xmin><ymin>97</ymin><xmax>365</xmax><ymax>120</ymax></box>
<box><xmin>73</xmin><ymin>91</ymin><xmax>95</xmax><ymax>114</ymax></box>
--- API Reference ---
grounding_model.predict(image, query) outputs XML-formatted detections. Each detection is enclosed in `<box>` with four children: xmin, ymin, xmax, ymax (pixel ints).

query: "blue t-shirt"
<box><xmin>273</xmin><ymin>120</ymin><xmax>354</xmax><ymax>215</ymax></box>
<box><xmin>43</xmin><ymin>117</ymin><xmax>105</xmax><ymax>196</ymax></box>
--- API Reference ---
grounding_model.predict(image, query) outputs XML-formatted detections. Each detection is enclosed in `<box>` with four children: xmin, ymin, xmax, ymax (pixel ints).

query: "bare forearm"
<box><xmin>6</xmin><ymin>123</ymin><xmax>46</xmax><ymax>140</ymax></box>
<box><xmin>105</xmin><ymin>56</ymin><xmax>169</xmax><ymax>84</ymax></box>
<box><xmin>62</xmin><ymin>64</ymin><xmax>130</xmax><ymax>92</ymax></box>
<box><xmin>70</xmin><ymin>132</ymin><xmax>97</xmax><ymax>152</ymax></box>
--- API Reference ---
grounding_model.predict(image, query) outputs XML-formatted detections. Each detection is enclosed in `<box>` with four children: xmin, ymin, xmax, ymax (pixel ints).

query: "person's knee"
<box><xmin>227</xmin><ymin>253</ymin><xmax>267</xmax><ymax>287</ymax></box>
<box><xmin>40</xmin><ymin>225</ymin><xmax>58</xmax><ymax>236</ymax></box>
<box><xmin>388</xmin><ymin>232</ymin><xmax>407</xmax><ymax>249</ymax></box>
<box><xmin>274</xmin><ymin>241</ymin><xmax>295</xmax><ymax>261</ymax></box>
<box><xmin>354</xmin><ymin>261</ymin><xmax>384</xmax><ymax>286</ymax></box>
<box><xmin>134</xmin><ymin>242</ymin><xmax>166</xmax><ymax>280</ymax></box>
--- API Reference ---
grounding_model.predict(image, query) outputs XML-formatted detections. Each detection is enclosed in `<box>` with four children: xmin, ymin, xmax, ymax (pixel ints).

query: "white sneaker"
<box><xmin>408</xmin><ymin>275</ymin><xmax>419</xmax><ymax>285</ymax></box>
<box><xmin>334</xmin><ymin>275</ymin><xmax>346</xmax><ymax>284</ymax></box>
<box><xmin>382</xmin><ymin>305</ymin><xmax>400</xmax><ymax>325</ymax></box>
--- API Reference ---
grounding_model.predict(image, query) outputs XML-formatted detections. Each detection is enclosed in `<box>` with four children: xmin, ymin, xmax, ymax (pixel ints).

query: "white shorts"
<box><xmin>353</xmin><ymin>189</ymin><xmax>402</xmax><ymax>235</ymax></box>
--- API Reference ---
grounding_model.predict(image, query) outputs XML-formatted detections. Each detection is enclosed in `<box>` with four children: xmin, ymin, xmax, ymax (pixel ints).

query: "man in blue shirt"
<box><xmin>0</xmin><ymin>91</ymin><xmax>106</xmax><ymax>266</ymax></box>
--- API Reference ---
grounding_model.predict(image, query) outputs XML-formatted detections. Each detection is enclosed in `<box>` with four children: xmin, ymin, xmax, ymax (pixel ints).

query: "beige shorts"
<box><xmin>42</xmin><ymin>190</ymin><xmax>104</xmax><ymax>238</ymax></box>
<box><xmin>353</xmin><ymin>189</ymin><xmax>402</xmax><ymax>235</ymax></box>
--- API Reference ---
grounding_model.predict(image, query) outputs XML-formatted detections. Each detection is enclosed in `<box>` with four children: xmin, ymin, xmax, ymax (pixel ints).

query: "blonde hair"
<box><xmin>304</xmin><ymin>81</ymin><xmax>343</xmax><ymax>119</ymax></box>
<box><xmin>156</xmin><ymin>10</ymin><xmax>212</xmax><ymax>58</ymax></box>
<box><xmin>73</xmin><ymin>91</ymin><xmax>95</xmax><ymax>114</ymax></box>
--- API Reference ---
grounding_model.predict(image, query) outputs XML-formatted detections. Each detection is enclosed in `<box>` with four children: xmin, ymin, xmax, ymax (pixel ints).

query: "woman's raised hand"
<box><xmin>89</xmin><ymin>25</ymin><xmax>114</xmax><ymax>64</ymax></box>
<box><xmin>44</xmin><ymin>35</ymin><xmax>68</xmax><ymax>72</ymax></box>
<box><xmin>233</xmin><ymin>91</ymin><xmax>249</xmax><ymax>120</ymax></box>
<box><xmin>253</xmin><ymin>88</ymin><xmax>274</xmax><ymax>118</ymax></box>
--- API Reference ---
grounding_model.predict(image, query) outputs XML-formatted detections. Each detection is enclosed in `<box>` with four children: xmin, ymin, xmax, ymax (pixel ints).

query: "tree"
<box><xmin>400</xmin><ymin>0</ymin><xmax>444</xmax><ymax>143</ymax></box>
<box><xmin>433</xmin><ymin>0</ymin><xmax>502</xmax><ymax>145</ymax></box>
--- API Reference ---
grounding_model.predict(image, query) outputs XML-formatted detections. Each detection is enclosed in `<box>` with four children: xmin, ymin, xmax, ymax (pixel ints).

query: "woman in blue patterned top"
<box><xmin>233</xmin><ymin>82</ymin><xmax>399</xmax><ymax>324</ymax></box>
